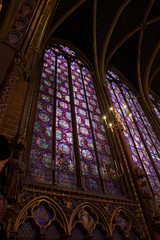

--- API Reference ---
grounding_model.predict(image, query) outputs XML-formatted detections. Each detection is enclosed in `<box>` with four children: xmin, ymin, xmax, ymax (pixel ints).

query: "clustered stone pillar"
<box><xmin>0</xmin><ymin>52</ymin><xmax>27</xmax><ymax>140</ymax></box>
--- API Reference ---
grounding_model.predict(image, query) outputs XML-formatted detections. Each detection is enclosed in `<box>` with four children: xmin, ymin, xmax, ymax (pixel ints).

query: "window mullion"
<box><xmin>52</xmin><ymin>54</ymin><xmax>58</xmax><ymax>185</ymax></box>
<box><xmin>80</xmin><ymin>67</ymin><xmax>105</xmax><ymax>193</ymax></box>
<box><xmin>68</xmin><ymin>59</ymin><xmax>83</xmax><ymax>190</ymax></box>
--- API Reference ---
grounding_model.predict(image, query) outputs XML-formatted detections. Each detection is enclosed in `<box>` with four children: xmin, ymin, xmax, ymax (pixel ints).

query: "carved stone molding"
<box><xmin>22</xmin><ymin>181</ymin><xmax>139</xmax><ymax>207</ymax></box>
<box><xmin>14</xmin><ymin>52</ymin><xmax>26</xmax><ymax>74</ymax></box>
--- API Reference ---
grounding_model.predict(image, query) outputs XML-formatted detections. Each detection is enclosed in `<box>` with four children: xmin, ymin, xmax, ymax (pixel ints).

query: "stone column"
<box><xmin>105</xmin><ymin>236</ymin><xmax>114</xmax><ymax>240</ymax></box>
<box><xmin>85</xmin><ymin>236</ymin><xmax>93</xmax><ymax>240</ymax></box>
<box><xmin>35</xmin><ymin>233</ymin><xmax>45</xmax><ymax>240</ymax></box>
<box><xmin>61</xmin><ymin>235</ymin><xmax>72</xmax><ymax>240</ymax></box>
<box><xmin>9</xmin><ymin>232</ymin><xmax>18</xmax><ymax>240</ymax></box>
<box><xmin>0</xmin><ymin>52</ymin><xmax>28</xmax><ymax>139</ymax></box>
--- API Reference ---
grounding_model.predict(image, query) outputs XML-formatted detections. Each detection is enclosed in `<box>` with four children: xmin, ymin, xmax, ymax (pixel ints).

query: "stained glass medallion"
<box><xmin>38</xmin><ymin>113</ymin><xmax>50</xmax><ymax>122</ymax></box>
<box><xmin>80</xmin><ymin>127</ymin><xmax>89</xmax><ymax>136</ymax></box>
<box><xmin>77</xmin><ymin>93</ymin><xmax>83</xmax><ymax>100</ymax></box>
<box><xmin>59</xmin><ymin>120</ymin><xmax>69</xmax><ymax>129</ymax></box>
<box><xmin>44</xmin><ymin>80</ymin><xmax>52</xmax><ymax>87</ymax></box>
<box><xmin>82</xmin><ymin>149</ymin><xmax>93</xmax><ymax>159</ymax></box>
<box><xmin>36</xmin><ymin>137</ymin><xmax>49</xmax><ymax>149</ymax></box>
<box><xmin>42</xmin><ymin>153</ymin><xmax>52</xmax><ymax>168</ymax></box>
<box><xmin>78</xmin><ymin>109</ymin><xmax>87</xmax><ymax>116</ymax></box>
<box><xmin>59</xmin><ymin>101</ymin><xmax>68</xmax><ymax>109</ymax></box>
<box><xmin>66</xmin><ymin>132</ymin><xmax>73</xmax><ymax>144</ymax></box>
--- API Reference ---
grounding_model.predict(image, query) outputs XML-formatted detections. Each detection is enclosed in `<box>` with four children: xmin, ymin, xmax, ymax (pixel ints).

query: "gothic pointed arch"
<box><xmin>26</xmin><ymin>42</ymin><xmax>122</xmax><ymax>196</ymax></box>
<box><xmin>14</xmin><ymin>196</ymin><xmax>68</xmax><ymax>237</ymax></box>
<box><xmin>69</xmin><ymin>202</ymin><xmax>110</xmax><ymax>237</ymax></box>
<box><xmin>110</xmin><ymin>206</ymin><xmax>145</xmax><ymax>239</ymax></box>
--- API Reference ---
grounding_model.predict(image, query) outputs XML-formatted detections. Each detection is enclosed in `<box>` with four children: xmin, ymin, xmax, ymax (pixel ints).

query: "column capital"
<box><xmin>61</xmin><ymin>235</ymin><xmax>72</xmax><ymax>240</ymax></box>
<box><xmin>105</xmin><ymin>237</ymin><xmax>114</xmax><ymax>240</ymax></box>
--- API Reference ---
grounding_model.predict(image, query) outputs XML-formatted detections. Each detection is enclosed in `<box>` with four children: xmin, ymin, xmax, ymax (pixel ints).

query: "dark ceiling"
<box><xmin>44</xmin><ymin>0</ymin><xmax>159</xmax><ymax>97</ymax></box>
<box><xmin>0</xmin><ymin>0</ymin><xmax>11</xmax><ymax>30</ymax></box>
<box><xmin>52</xmin><ymin>0</ymin><xmax>94</xmax><ymax>62</ymax></box>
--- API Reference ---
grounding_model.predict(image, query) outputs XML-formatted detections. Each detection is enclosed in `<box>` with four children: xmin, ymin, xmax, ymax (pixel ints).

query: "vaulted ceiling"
<box><xmin>45</xmin><ymin>0</ymin><xmax>160</xmax><ymax>97</ymax></box>
<box><xmin>2</xmin><ymin>0</ymin><xmax>160</xmax><ymax>97</ymax></box>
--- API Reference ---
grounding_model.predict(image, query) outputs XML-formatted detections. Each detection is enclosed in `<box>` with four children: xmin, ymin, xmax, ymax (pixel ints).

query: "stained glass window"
<box><xmin>106</xmin><ymin>70</ymin><xmax>160</xmax><ymax>200</ymax></box>
<box><xmin>149</xmin><ymin>93</ymin><xmax>160</xmax><ymax>120</ymax></box>
<box><xmin>27</xmin><ymin>44</ymin><xmax>121</xmax><ymax>196</ymax></box>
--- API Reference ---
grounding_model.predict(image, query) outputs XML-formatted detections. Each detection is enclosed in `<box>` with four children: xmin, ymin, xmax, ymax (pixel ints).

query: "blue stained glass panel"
<box><xmin>59</xmin><ymin>119</ymin><xmax>69</xmax><ymax>129</ymax></box>
<box><xmin>33</xmin><ymin>205</ymin><xmax>52</xmax><ymax>226</ymax></box>
<box><xmin>41</xmin><ymin>94</ymin><xmax>51</xmax><ymax>102</ymax></box>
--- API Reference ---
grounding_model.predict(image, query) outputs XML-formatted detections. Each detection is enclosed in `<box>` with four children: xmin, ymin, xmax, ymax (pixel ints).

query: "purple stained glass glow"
<box><xmin>71</xmin><ymin>61</ymin><xmax>121</xmax><ymax>195</ymax></box>
<box><xmin>149</xmin><ymin>94</ymin><xmax>160</xmax><ymax>119</ymax></box>
<box><xmin>154</xmin><ymin>107</ymin><xmax>160</xmax><ymax>119</ymax></box>
<box><xmin>106</xmin><ymin>70</ymin><xmax>160</xmax><ymax>199</ymax></box>
<box><xmin>28</xmin><ymin>44</ymin><xmax>121</xmax><ymax>195</ymax></box>
<box><xmin>27</xmin><ymin>49</ymin><xmax>55</xmax><ymax>184</ymax></box>
<box><xmin>71</xmin><ymin>61</ymin><xmax>101</xmax><ymax>192</ymax></box>
<box><xmin>55</xmin><ymin>55</ymin><xmax>77</xmax><ymax>188</ymax></box>
<box><xmin>59</xmin><ymin>45</ymin><xmax>76</xmax><ymax>56</ymax></box>
<box><xmin>83</xmin><ymin>67</ymin><xmax>120</xmax><ymax>195</ymax></box>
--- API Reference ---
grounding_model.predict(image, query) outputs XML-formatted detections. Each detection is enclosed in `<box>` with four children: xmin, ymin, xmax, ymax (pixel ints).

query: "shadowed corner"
<box><xmin>0</xmin><ymin>134</ymin><xmax>11</xmax><ymax>161</ymax></box>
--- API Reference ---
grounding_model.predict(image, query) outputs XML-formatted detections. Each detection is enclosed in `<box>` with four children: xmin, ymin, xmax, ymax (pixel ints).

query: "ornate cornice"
<box><xmin>22</xmin><ymin>181</ymin><xmax>139</xmax><ymax>207</ymax></box>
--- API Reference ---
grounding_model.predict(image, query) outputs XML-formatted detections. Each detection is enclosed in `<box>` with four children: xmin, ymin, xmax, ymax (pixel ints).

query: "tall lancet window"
<box><xmin>27</xmin><ymin>44</ymin><xmax>121</xmax><ymax>196</ymax></box>
<box><xmin>106</xmin><ymin>70</ymin><xmax>160</xmax><ymax>200</ymax></box>
<box><xmin>149</xmin><ymin>93</ymin><xmax>160</xmax><ymax>120</ymax></box>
